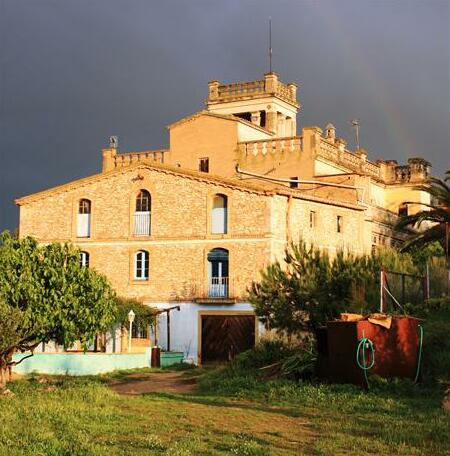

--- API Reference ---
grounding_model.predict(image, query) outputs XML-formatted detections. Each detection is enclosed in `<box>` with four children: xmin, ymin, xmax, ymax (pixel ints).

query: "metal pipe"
<box><xmin>236</xmin><ymin>165</ymin><xmax>366</xmax><ymax>204</ymax></box>
<box><xmin>128</xmin><ymin>320</ymin><xmax>132</xmax><ymax>353</ymax></box>
<box><xmin>167</xmin><ymin>312</ymin><xmax>170</xmax><ymax>352</ymax></box>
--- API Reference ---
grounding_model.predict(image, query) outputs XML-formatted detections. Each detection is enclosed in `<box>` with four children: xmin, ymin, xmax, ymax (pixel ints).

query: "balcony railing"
<box><xmin>134</xmin><ymin>212</ymin><xmax>151</xmax><ymax>236</ymax></box>
<box><xmin>208</xmin><ymin>277</ymin><xmax>229</xmax><ymax>298</ymax></box>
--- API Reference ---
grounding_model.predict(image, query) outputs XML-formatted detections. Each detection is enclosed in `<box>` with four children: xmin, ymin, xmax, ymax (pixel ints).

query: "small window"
<box><xmin>211</xmin><ymin>194</ymin><xmax>228</xmax><ymax>234</ymax></box>
<box><xmin>309</xmin><ymin>211</ymin><xmax>316</xmax><ymax>229</ymax></box>
<box><xmin>80</xmin><ymin>251</ymin><xmax>90</xmax><ymax>268</ymax></box>
<box><xmin>398</xmin><ymin>203</ymin><xmax>408</xmax><ymax>217</ymax></box>
<box><xmin>199</xmin><ymin>158</ymin><xmax>209</xmax><ymax>173</ymax></box>
<box><xmin>289</xmin><ymin>177</ymin><xmax>299</xmax><ymax>189</ymax></box>
<box><xmin>337</xmin><ymin>215</ymin><xmax>343</xmax><ymax>233</ymax></box>
<box><xmin>134</xmin><ymin>250</ymin><xmax>149</xmax><ymax>280</ymax></box>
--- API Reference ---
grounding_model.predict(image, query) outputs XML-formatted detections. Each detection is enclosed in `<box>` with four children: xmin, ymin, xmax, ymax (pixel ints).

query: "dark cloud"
<box><xmin>1</xmin><ymin>0</ymin><xmax>449</xmax><ymax>231</ymax></box>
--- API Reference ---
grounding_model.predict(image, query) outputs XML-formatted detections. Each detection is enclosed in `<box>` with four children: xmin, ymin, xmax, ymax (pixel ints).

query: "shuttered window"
<box><xmin>211</xmin><ymin>194</ymin><xmax>228</xmax><ymax>234</ymax></box>
<box><xmin>77</xmin><ymin>199</ymin><xmax>91</xmax><ymax>238</ymax></box>
<box><xmin>134</xmin><ymin>190</ymin><xmax>151</xmax><ymax>236</ymax></box>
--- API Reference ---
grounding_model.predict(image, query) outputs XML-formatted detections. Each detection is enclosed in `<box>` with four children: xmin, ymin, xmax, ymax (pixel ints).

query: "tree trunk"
<box><xmin>0</xmin><ymin>366</ymin><xmax>6</xmax><ymax>390</ymax></box>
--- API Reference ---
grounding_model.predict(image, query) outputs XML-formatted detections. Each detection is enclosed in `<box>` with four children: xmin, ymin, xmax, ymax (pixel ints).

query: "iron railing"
<box><xmin>208</xmin><ymin>277</ymin><xmax>229</xmax><ymax>298</ymax></box>
<box><xmin>134</xmin><ymin>212</ymin><xmax>151</xmax><ymax>236</ymax></box>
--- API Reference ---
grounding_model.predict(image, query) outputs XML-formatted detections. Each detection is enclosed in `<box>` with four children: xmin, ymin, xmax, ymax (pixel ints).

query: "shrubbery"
<box><xmin>114</xmin><ymin>297</ymin><xmax>156</xmax><ymax>334</ymax></box>
<box><xmin>249</xmin><ymin>239</ymin><xmax>448</xmax><ymax>336</ymax></box>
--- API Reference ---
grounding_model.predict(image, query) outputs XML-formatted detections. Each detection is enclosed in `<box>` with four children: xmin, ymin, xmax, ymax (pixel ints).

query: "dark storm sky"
<box><xmin>1</xmin><ymin>0</ymin><xmax>449</xmax><ymax>232</ymax></box>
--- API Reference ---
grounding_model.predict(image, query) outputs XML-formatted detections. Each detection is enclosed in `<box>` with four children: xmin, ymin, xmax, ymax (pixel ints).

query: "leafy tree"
<box><xmin>396</xmin><ymin>170</ymin><xmax>450</xmax><ymax>260</ymax></box>
<box><xmin>0</xmin><ymin>231</ymin><xmax>116</xmax><ymax>388</ymax></box>
<box><xmin>115</xmin><ymin>297</ymin><xmax>156</xmax><ymax>334</ymax></box>
<box><xmin>248</xmin><ymin>241</ymin><xmax>380</xmax><ymax>337</ymax></box>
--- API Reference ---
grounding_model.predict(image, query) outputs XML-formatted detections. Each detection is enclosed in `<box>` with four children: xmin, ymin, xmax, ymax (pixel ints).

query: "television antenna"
<box><xmin>269</xmin><ymin>17</ymin><xmax>273</xmax><ymax>73</ymax></box>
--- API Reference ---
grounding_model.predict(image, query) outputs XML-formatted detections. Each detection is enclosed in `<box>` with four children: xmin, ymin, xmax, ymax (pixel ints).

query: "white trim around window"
<box><xmin>134</xmin><ymin>250</ymin><xmax>149</xmax><ymax>280</ymax></box>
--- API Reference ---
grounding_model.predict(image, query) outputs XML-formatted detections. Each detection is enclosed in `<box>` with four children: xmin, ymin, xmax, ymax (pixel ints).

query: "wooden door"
<box><xmin>201</xmin><ymin>315</ymin><xmax>255</xmax><ymax>363</ymax></box>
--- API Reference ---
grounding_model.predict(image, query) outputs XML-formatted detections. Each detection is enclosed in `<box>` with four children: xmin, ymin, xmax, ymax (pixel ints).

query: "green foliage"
<box><xmin>248</xmin><ymin>240</ymin><xmax>446</xmax><ymax>336</ymax></box>
<box><xmin>0</xmin><ymin>231</ymin><xmax>116</xmax><ymax>374</ymax></box>
<box><xmin>201</xmin><ymin>339</ymin><xmax>317</xmax><ymax>386</ymax></box>
<box><xmin>417</xmin><ymin>301</ymin><xmax>450</xmax><ymax>384</ymax></box>
<box><xmin>396</xmin><ymin>170</ymin><xmax>450</xmax><ymax>254</ymax></box>
<box><xmin>230</xmin><ymin>339</ymin><xmax>295</xmax><ymax>372</ymax></box>
<box><xmin>248</xmin><ymin>241</ymin><xmax>380</xmax><ymax>334</ymax></box>
<box><xmin>409</xmin><ymin>241</ymin><xmax>445</xmax><ymax>270</ymax></box>
<box><xmin>114</xmin><ymin>297</ymin><xmax>156</xmax><ymax>332</ymax></box>
<box><xmin>280</xmin><ymin>343</ymin><xmax>317</xmax><ymax>379</ymax></box>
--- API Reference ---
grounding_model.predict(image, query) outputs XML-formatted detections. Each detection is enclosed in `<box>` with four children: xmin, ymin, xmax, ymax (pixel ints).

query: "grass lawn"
<box><xmin>0</xmin><ymin>367</ymin><xmax>449</xmax><ymax>456</ymax></box>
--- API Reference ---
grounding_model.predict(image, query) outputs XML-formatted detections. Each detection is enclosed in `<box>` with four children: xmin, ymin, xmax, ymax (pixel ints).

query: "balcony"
<box><xmin>134</xmin><ymin>212</ymin><xmax>151</xmax><ymax>236</ymax></box>
<box><xmin>208</xmin><ymin>277</ymin><xmax>229</xmax><ymax>299</ymax></box>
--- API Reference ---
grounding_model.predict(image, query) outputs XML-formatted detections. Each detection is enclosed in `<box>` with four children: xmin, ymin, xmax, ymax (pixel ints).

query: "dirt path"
<box><xmin>108</xmin><ymin>371</ymin><xmax>197</xmax><ymax>395</ymax></box>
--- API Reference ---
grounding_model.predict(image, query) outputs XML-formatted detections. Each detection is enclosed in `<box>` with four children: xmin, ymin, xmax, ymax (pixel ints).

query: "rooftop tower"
<box><xmin>206</xmin><ymin>73</ymin><xmax>299</xmax><ymax>138</ymax></box>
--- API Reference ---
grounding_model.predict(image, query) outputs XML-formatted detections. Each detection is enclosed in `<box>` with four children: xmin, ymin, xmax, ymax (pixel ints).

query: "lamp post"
<box><xmin>128</xmin><ymin>310</ymin><xmax>135</xmax><ymax>353</ymax></box>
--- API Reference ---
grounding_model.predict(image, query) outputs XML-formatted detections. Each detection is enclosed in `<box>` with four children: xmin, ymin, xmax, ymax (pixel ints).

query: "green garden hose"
<box><xmin>414</xmin><ymin>324</ymin><xmax>424</xmax><ymax>383</ymax></box>
<box><xmin>355</xmin><ymin>325</ymin><xmax>424</xmax><ymax>388</ymax></box>
<box><xmin>356</xmin><ymin>331</ymin><xmax>375</xmax><ymax>389</ymax></box>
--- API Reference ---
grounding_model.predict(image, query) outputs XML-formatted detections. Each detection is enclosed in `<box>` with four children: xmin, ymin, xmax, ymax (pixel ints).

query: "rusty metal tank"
<box><xmin>320</xmin><ymin>316</ymin><xmax>421</xmax><ymax>386</ymax></box>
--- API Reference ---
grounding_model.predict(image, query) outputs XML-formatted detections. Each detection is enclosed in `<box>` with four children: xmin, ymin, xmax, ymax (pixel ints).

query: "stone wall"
<box><xmin>18</xmin><ymin>165</ymin><xmax>273</xmax><ymax>301</ymax></box>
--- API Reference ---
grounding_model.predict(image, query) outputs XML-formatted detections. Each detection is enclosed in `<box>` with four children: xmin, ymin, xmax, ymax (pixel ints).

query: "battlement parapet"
<box><xmin>208</xmin><ymin>73</ymin><xmax>298</xmax><ymax>107</ymax></box>
<box><xmin>317</xmin><ymin>138</ymin><xmax>430</xmax><ymax>185</ymax></box>
<box><xmin>238</xmin><ymin>136</ymin><xmax>302</xmax><ymax>158</ymax></box>
<box><xmin>102</xmin><ymin>148</ymin><xmax>166</xmax><ymax>172</ymax></box>
<box><xmin>317</xmin><ymin>139</ymin><xmax>382</xmax><ymax>180</ymax></box>
<box><xmin>113</xmin><ymin>150</ymin><xmax>166</xmax><ymax>168</ymax></box>
<box><xmin>388</xmin><ymin>158</ymin><xmax>431</xmax><ymax>184</ymax></box>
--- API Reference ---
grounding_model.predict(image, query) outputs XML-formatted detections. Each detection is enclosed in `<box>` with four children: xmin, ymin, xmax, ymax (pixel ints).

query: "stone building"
<box><xmin>16</xmin><ymin>73</ymin><xmax>431</xmax><ymax>363</ymax></box>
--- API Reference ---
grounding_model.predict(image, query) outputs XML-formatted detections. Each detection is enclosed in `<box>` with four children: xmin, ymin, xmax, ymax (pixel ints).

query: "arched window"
<box><xmin>134</xmin><ymin>190</ymin><xmax>151</xmax><ymax>236</ymax></box>
<box><xmin>134</xmin><ymin>250</ymin><xmax>149</xmax><ymax>280</ymax></box>
<box><xmin>80</xmin><ymin>251</ymin><xmax>90</xmax><ymax>268</ymax></box>
<box><xmin>77</xmin><ymin>199</ymin><xmax>91</xmax><ymax>238</ymax></box>
<box><xmin>211</xmin><ymin>194</ymin><xmax>228</xmax><ymax>234</ymax></box>
<box><xmin>207</xmin><ymin>248</ymin><xmax>229</xmax><ymax>298</ymax></box>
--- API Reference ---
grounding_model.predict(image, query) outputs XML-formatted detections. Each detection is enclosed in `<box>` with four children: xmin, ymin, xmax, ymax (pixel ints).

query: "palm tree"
<box><xmin>396</xmin><ymin>170</ymin><xmax>450</xmax><ymax>260</ymax></box>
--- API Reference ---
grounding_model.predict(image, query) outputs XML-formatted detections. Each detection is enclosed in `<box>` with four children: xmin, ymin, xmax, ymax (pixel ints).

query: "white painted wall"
<box><xmin>314</xmin><ymin>159</ymin><xmax>347</xmax><ymax>176</ymax></box>
<box><xmin>237</xmin><ymin>122</ymin><xmax>272</xmax><ymax>142</ymax></box>
<box><xmin>147</xmin><ymin>301</ymin><xmax>264</xmax><ymax>364</ymax></box>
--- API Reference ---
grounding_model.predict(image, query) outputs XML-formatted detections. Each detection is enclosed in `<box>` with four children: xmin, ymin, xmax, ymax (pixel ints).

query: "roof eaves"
<box><xmin>15</xmin><ymin>162</ymin><xmax>275</xmax><ymax>205</ymax></box>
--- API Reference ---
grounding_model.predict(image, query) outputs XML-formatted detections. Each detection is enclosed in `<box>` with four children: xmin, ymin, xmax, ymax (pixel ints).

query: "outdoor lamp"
<box><xmin>128</xmin><ymin>310</ymin><xmax>135</xmax><ymax>353</ymax></box>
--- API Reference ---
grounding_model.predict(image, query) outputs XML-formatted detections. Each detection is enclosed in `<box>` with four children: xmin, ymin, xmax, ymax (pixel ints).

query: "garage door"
<box><xmin>201</xmin><ymin>314</ymin><xmax>255</xmax><ymax>364</ymax></box>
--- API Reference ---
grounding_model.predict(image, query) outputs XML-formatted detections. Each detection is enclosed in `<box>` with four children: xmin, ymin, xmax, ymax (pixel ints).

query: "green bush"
<box><xmin>420</xmin><ymin>307</ymin><xmax>450</xmax><ymax>384</ymax></box>
<box><xmin>114</xmin><ymin>297</ymin><xmax>156</xmax><ymax>333</ymax></box>
<box><xmin>248</xmin><ymin>240</ymin><xmax>430</xmax><ymax>337</ymax></box>
<box><xmin>231</xmin><ymin>339</ymin><xmax>295</xmax><ymax>372</ymax></box>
